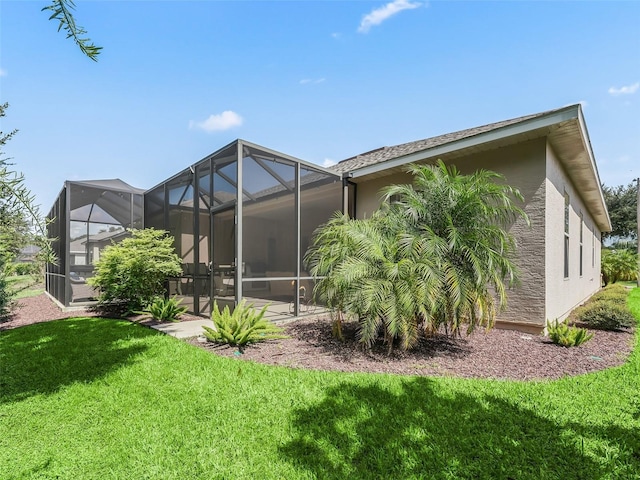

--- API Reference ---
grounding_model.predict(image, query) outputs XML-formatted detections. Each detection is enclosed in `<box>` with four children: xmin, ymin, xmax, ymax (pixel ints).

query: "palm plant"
<box><xmin>381</xmin><ymin>161</ymin><xmax>528</xmax><ymax>337</ymax></box>
<box><xmin>307</xmin><ymin>213</ymin><xmax>441</xmax><ymax>351</ymax></box>
<box><xmin>306</xmin><ymin>160</ymin><xmax>528</xmax><ymax>351</ymax></box>
<box><xmin>601</xmin><ymin>248</ymin><xmax>638</xmax><ymax>285</ymax></box>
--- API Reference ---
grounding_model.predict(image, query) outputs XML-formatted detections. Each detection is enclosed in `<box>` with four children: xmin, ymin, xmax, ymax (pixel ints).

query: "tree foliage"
<box><xmin>42</xmin><ymin>0</ymin><xmax>102</xmax><ymax>61</ymax></box>
<box><xmin>602</xmin><ymin>182</ymin><xmax>638</xmax><ymax>242</ymax></box>
<box><xmin>0</xmin><ymin>103</ymin><xmax>56</xmax><ymax>318</ymax></box>
<box><xmin>305</xmin><ymin>161</ymin><xmax>528</xmax><ymax>352</ymax></box>
<box><xmin>0</xmin><ymin>103</ymin><xmax>54</xmax><ymax>319</ymax></box>
<box><xmin>0</xmin><ymin>104</ymin><xmax>54</xmax><ymax>265</ymax></box>
<box><xmin>88</xmin><ymin>228</ymin><xmax>182</xmax><ymax>314</ymax></box>
<box><xmin>601</xmin><ymin>248</ymin><xmax>638</xmax><ymax>285</ymax></box>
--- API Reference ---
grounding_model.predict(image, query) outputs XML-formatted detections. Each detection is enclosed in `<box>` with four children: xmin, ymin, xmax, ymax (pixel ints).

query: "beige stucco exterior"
<box><xmin>350</xmin><ymin>137</ymin><xmax>603</xmax><ymax>331</ymax></box>
<box><xmin>545</xmin><ymin>141</ymin><xmax>602</xmax><ymax>322</ymax></box>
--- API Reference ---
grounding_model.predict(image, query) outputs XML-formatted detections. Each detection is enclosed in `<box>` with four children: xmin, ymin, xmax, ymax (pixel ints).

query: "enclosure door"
<box><xmin>210</xmin><ymin>203</ymin><xmax>236</xmax><ymax>310</ymax></box>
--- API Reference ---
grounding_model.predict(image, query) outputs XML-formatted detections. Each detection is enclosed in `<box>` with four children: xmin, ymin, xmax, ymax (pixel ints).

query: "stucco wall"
<box><xmin>353</xmin><ymin>138</ymin><xmax>548</xmax><ymax>326</ymax></box>
<box><xmin>545</xmin><ymin>142</ymin><xmax>602</xmax><ymax>321</ymax></box>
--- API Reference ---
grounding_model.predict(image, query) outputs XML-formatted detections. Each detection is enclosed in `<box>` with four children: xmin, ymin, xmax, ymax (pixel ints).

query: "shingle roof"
<box><xmin>330</xmin><ymin>107</ymin><xmax>564</xmax><ymax>175</ymax></box>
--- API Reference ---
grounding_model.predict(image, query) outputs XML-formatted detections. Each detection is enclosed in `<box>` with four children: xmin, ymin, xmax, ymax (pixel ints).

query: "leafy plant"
<box><xmin>11</xmin><ymin>262</ymin><xmax>41</xmax><ymax>276</ymax></box>
<box><xmin>590</xmin><ymin>284</ymin><xmax>630</xmax><ymax>304</ymax></box>
<box><xmin>546</xmin><ymin>319</ymin><xmax>593</xmax><ymax>347</ymax></box>
<box><xmin>203</xmin><ymin>300</ymin><xmax>287</xmax><ymax>351</ymax></box>
<box><xmin>42</xmin><ymin>0</ymin><xmax>102</xmax><ymax>60</ymax></box>
<box><xmin>135</xmin><ymin>297</ymin><xmax>187</xmax><ymax>322</ymax></box>
<box><xmin>0</xmin><ymin>104</ymin><xmax>55</xmax><ymax>267</ymax></box>
<box><xmin>601</xmin><ymin>249</ymin><xmax>638</xmax><ymax>285</ymax></box>
<box><xmin>575</xmin><ymin>300</ymin><xmax>635</xmax><ymax>331</ymax></box>
<box><xmin>88</xmin><ymin>228</ymin><xmax>182</xmax><ymax>314</ymax></box>
<box><xmin>602</xmin><ymin>182</ymin><xmax>638</xmax><ymax>242</ymax></box>
<box><xmin>305</xmin><ymin>161</ymin><xmax>528</xmax><ymax>352</ymax></box>
<box><xmin>0</xmin><ymin>272</ymin><xmax>15</xmax><ymax>320</ymax></box>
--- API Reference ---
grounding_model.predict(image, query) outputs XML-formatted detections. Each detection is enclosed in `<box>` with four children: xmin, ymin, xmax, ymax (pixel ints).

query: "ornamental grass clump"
<box><xmin>203</xmin><ymin>300</ymin><xmax>287</xmax><ymax>352</ymax></box>
<box><xmin>135</xmin><ymin>297</ymin><xmax>187</xmax><ymax>322</ymax></box>
<box><xmin>546</xmin><ymin>319</ymin><xmax>593</xmax><ymax>347</ymax></box>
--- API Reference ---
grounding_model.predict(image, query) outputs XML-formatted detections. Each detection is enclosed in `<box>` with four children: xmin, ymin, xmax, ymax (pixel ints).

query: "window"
<box><xmin>592</xmin><ymin>228</ymin><xmax>595</xmax><ymax>268</ymax></box>
<box><xmin>564</xmin><ymin>192</ymin><xmax>570</xmax><ymax>278</ymax></box>
<box><xmin>579</xmin><ymin>213</ymin><xmax>584</xmax><ymax>277</ymax></box>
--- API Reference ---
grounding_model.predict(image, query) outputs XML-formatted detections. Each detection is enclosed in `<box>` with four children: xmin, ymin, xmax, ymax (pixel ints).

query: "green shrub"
<box><xmin>11</xmin><ymin>262</ymin><xmax>41</xmax><ymax>276</ymax></box>
<box><xmin>88</xmin><ymin>229</ymin><xmax>182</xmax><ymax>314</ymax></box>
<box><xmin>546</xmin><ymin>319</ymin><xmax>593</xmax><ymax>347</ymax></box>
<box><xmin>601</xmin><ymin>249</ymin><xmax>638</xmax><ymax>285</ymax></box>
<box><xmin>590</xmin><ymin>285</ymin><xmax>629</xmax><ymax>305</ymax></box>
<box><xmin>575</xmin><ymin>300</ymin><xmax>635</xmax><ymax>331</ymax></box>
<box><xmin>203</xmin><ymin>300</ymin><xmax>287</xmax><ymax>351</ymax></box>
<box><xmin>135</xmin><ymin>296</ymin><xmax>187</xmax><ymax>322</ymax></box>
<box><xmin>0</xmin><ymin>272</ymin><xmax>14</xmax><ymax>320</ymax></box>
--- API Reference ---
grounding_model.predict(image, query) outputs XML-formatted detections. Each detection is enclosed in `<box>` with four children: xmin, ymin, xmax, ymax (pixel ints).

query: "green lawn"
<box><xmin>1</xmin><ymin>291</ymin><xmax>639</xmax><ymax>479</ymax></box>
<box><xmin>6</xmin><ymin>274</ymin><xmax>44</xmax><ymax>299</ymax></box>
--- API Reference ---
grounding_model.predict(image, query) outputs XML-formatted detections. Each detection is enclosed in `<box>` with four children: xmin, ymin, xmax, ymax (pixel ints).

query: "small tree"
<box><xmin>88</xmin><ymin>228</ymin><xmax>182</xmax><ymax>313</ymax></box>
<box><xmin>602</xmin><ymin>182</ymin><xmax>638</xmax><ymax>243</ymax></box>
<box><xmin>1</xmin><ymin>103</ymin><xmax>54</xmax><ymax>318</ymax></box>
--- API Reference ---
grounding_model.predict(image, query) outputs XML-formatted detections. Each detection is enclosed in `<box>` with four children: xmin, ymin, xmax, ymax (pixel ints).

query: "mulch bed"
<box><xmin>3</xmin><ymin>293</ymin><xmax>636</xmax><ymax>381</ymax></box>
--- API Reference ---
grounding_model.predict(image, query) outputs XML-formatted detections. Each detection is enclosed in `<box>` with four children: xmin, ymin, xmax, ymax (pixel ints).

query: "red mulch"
<box><xmin>3</xmin><ymin>293</ymin><xmax>636</xmax><ymax>381</ymax></box>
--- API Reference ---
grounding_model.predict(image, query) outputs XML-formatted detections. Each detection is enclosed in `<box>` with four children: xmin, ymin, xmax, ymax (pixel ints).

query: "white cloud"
<box><xmin>300</xmin><ymin>78</ymin><xmax>326</xmax><ymax>85</ymax></box>
<box><xmin>189</xmin><ymin>110</ymin><xmax>243</xmax><ymax>132</ymax></box>
<box><xmin>331</xmin><ymin>32</ymin><xmax>341</xmax><ymax>39</ymax></box>
<box><xmin>608</xmin><ymin>82</ymin><xmax>639</xmax><ymax>96</ymax></box>
<box><xmin>0</xmin><ymin>68</ymin><xmax>7</xmax><ymax>77</ymax></box>
<box><xmin>322</xmin><ymin>158</ymin><xmax>336</xmax><ymax>168</ymax></box>
<box><xmin>358</xmin><ymin>0</ymin><xmax>422</xmax><ymax>34</ymax></box>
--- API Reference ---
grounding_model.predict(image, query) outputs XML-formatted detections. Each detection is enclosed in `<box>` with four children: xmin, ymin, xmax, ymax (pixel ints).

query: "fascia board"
<box><xmin>576</xmin><ymin>108</ymin><xmax>612</xmax><ymax>231</ymax></box>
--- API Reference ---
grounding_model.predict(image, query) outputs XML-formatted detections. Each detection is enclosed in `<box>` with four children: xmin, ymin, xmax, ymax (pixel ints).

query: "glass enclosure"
<box><xmin>45</xmin><ymin>180</ymin><xmax>144</xmax><ymax>306</ymax></box>
<box><xmin>145</xmin><ymin>140</ymin><xmax>342</xmax><ymax>319</ymax></box>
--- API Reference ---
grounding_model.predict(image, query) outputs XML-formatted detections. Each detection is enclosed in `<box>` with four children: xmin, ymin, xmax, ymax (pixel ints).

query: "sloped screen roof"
<box><xmin>68</xmin><ymin>179</ymin><xmax>142</xmax><ymax>226</ymax></box>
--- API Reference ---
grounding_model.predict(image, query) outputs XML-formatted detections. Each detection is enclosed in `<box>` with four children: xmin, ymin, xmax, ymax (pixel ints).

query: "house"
<box><xmin>16</xmin><ymin>245</ymin><xmax>41</xmax><ymax>263</ymax></box>
<box><xmin>332</xmin><ymin>104</ymin><xmax>611</xmax><ymax>332</ymax></box>
<box><xmin>46</xmin><ymin>104</ymin><xmax>610</xmax><ymax>332</ymax></box>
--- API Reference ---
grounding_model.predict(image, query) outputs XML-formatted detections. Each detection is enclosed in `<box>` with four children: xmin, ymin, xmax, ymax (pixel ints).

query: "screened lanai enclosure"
<box><xmin>46</xmin><ymin>179</ymin><xmax>144</xmax><ymax>307</ymax></box>
<box><xmin>144</xmin><ymin>140</ymin><xmax>343</xmax><ymax>320</ymax></box>
<box><xmin>46</xmin><ymin>142</ymin><xmax>342</xmax><ymax>318</ymax></box>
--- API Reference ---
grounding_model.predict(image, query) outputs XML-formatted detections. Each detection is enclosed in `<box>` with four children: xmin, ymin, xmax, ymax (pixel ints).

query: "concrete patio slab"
<box><xmin>149</xmin><ymin>319</ymin><xmax>212</xmax><ymax>339</ymax></box>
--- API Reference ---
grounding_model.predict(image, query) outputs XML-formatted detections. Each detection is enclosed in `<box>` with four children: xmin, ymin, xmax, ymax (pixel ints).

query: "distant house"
<box><xmin>16</xmin><ymin>245</ymin><xmax>41</xmax><ymax>263</ymax></box>
<box><xmin>46</xmin><ymin>104</ymin><xmax>610</xmax><ymax>332</ymax></box>
<box><xmin>332</xmin><ymin>104</ymin><xmax>611</xmax><ymax>332</ymax></box>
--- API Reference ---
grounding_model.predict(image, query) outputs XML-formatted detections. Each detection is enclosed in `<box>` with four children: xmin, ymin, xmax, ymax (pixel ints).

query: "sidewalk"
<box><xmin>149</xmin><ymin>318</ymin><xmax>213</xmax><ymax>339</ymax></box>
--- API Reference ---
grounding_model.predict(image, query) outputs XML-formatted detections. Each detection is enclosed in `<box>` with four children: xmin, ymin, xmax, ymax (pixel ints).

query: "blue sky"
<box><xmin>1</xmin><ymin>0</ymin><xmax>639</xmax><ymax>211</ymax></box>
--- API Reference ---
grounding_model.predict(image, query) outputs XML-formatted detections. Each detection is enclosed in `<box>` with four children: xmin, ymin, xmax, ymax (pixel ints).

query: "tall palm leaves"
<box><xmin>382</xmin><ymin>161</ymin><xmax>528</xmax><ymax>336</ymax></box>
<box><xmin>305</xmin><ymin>160</ymin><xmax>528</xmax><ymax>351</ymax></box>
<box><xmin>305</xmin><ymin>213</ymin><xmax>440</xmax><ymax>351</ymax></box>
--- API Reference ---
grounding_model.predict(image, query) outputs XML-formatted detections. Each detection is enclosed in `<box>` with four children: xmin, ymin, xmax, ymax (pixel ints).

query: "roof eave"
<box><xmin>560</xmin><ymin>106</ymin><xmax>612</xmax><ymax>232</ymax></box>
<box><xmin>346</xmin><ymin>105</ymin><xmax>581</xmax><ymax>179</ymax></box>
<box><xmin>344</xmin><ymin>104</ymin><xmax>612</xmax><ymax>233</ymax></box>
